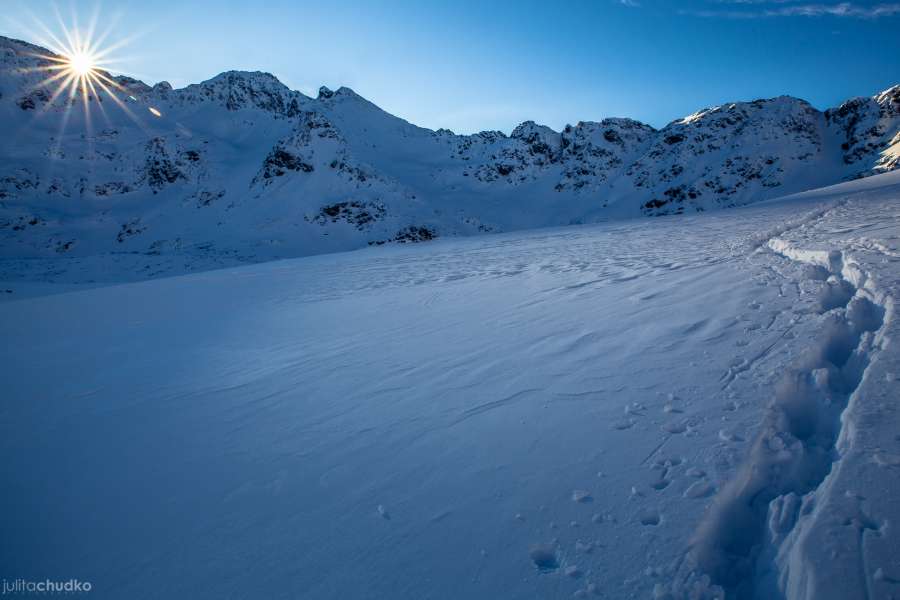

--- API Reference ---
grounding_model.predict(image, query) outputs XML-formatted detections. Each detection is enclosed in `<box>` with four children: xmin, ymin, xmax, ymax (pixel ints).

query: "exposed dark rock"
<box><xmin>116</xmin><ymin>218</ymin><xmax>146</xmax><ymax>243</ymax></box>
<box><xmin>94</xmin><ymin>182</ymin><xmax>132</xmax><ymax>196</ymax></box>
<box><xmin>16</xmin><ymin>89</ymin><xmax>49</xmax><ymax>110</ymax></box>
<box><xmin>260</xmin><ymin>149</ymin><xmax>314</xmax><ymax>178</ymax></box>
<box><xmin>307</xmin><ymin>201</ymin><xmax>386</xmax><ymax>230</ymax></box>
<box><xmin>368</xmin><ymin>225</ymin><xmax>437</xmax><ymax>246</ymax></box>
<box><xmin>139</xmin><ymin>138</ymin><xmax>186</xmax><ymax>190</ymax></box>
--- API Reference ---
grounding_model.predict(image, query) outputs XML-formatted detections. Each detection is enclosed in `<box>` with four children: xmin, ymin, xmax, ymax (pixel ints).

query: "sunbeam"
<box><xmin>12</xmin><ymin>7</ymin><xmax>149</xmax><ymax>143</ymax></box>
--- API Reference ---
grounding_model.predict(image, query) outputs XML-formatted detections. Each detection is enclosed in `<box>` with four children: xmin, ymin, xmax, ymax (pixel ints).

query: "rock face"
<box><xmin>0</xmin><ymin>34</ymin><xmax>898</xmax><ymax>277</ymax></box>
<box><xmin>827</xmin><ymin>84</ymin><xmax>900</xmax><ymax>175</ymax></box>
<box><xmin>171</xmin><ymin>71</ymin><xmax>306</xmax><ymax>116</ymax></box>
<box><xmin>451</xmin><ymin>118</ymin><xmax>657</xmax><ymax>191</ymax></box>
<box><xmin>628</xmin><ymin>97</ymin><xmax>826</xmax><ymax>215</ymax></box>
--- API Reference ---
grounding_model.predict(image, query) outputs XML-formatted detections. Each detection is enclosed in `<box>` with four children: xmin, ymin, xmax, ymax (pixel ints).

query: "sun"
<box><xmin>30</xmin><ymin>37</ymin><xmax>124</xmax><ymax>121</ymax></box>
<box><xmin>66</xmin><ymin>50</ymin><xmax>97</xmax><ymax>77</ymax></box>
<box><xmin>12</xmin><ymin>9</ymin><xmax>164</xmax><ymax>152</ymax></box>
<box><xmin>16</xmin><ymin>9</ymin><xmax>143</xmax><ymax>128</ymax></box>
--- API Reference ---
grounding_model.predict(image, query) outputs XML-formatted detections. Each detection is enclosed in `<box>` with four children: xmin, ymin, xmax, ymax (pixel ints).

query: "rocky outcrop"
<box><xmin>171</xmin><ymin>71</ymin><xmax>308</xmax><ymax>117</ymax></box>
<box><xmin>827</xmin><ymin>84</ymin><xmax>900</xmax><ymax>176</ymax></box>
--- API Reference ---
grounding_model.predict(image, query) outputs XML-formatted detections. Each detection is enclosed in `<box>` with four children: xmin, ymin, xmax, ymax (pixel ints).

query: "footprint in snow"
<box><xmin>651</xmin><ymin>478</ymin><xmax>671</xmax><ymax>491</ymax></box>
<box><xmin>683</xmin><ymin>480</ymin><xmax>715</xmax><ymax>499</ymax></box>
<box><xmin>529</xmin><ymin>543</ymin><xmax>559</xmax><ymax>572</ymax></box>
<box><xmin>638</xmin><ymin>508</ymin><xmax>661</xmax><ymax>526</ymax></box>
<box><xmin>662</xmin><ymin>422</ymin><xmax>687</xmax><ymax>434</ymax></box>
<box><xmin>572</xmin><ymin>490</ymin><xmax>593</xmax><ymax>503</ymax></box>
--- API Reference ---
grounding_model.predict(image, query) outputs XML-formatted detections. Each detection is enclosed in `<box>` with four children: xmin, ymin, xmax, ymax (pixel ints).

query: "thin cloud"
<box><xmin>685</xmin><ymin>2</ymin><xmax>900</xmax><ymax>18</ymax></box>
<box><xmin>770</xmin><ymin>3</ymin><xmax>900</xmax><ymax>17</ymax></box>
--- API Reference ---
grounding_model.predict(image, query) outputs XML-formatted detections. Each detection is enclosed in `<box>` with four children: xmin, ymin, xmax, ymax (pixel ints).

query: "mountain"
<box><xmin>1</xmin><ymin>35</ymin><xmax>898</xmax><ymax>285</ymax></box>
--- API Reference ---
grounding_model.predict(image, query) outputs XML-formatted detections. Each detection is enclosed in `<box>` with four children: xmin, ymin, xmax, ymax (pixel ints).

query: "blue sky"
<box><xmin>3</xmin><ymin>0</ymin><xmax>899</xmax><ymax>133</ymax></box>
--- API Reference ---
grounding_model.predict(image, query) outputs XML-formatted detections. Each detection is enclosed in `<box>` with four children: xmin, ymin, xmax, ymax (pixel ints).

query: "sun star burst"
<box><xmin>16</xmin><ymin>7</ymin><xmax>147</xmax><ymax>136</ymax></box>
<box><xmin>67</xmin><ymin>50</ymin><xmax>97</xmax><ymax>77</ymax></box>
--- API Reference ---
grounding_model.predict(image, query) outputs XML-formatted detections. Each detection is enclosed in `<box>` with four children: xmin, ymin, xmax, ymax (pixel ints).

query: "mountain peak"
<box><xmin>174</xmin><ymin>70</ymin><xmax>307</xmax><ymax>116</ymax></box>
<box><xmin>511</xmin><ymin>121</ymin><xmax>558</xmax><ymax>139</ymax></box>
<box><xmin>201</xmin><ymin>70</ymin><xmax>288</xmax><ymax>90</ymax></box>
<box><xmin>335</xmin><ymin>86</ymin><xmax>362</xmax><ymax>98</ymax></box>
<box><xmin>875</xmin><ymin>84</ymin><xmax>900</xmax><ymax>110</ymax></box>
<box><xmin>112</xmin><ymin>75</ymin><xmax>152</xmax><ymax>95</ymax></box>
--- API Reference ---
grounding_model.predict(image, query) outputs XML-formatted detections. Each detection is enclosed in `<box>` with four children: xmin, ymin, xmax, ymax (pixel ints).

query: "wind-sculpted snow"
<box><xmin>2</xmin><ymin>172</ymin><xmax>899</xmax><ymax>599</ymax></box>
<box><xmin>1</xmin><ymin>34</ymin><xmax>898</xmax><ymax>285</ymax></box>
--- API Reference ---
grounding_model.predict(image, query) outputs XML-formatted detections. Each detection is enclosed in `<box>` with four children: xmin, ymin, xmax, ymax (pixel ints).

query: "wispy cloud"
<box><xmin>772</xmin><ymin>3</ymin><xmax>900</xmax><ymax>17</ymax></box>
<box><xmin>685</xmin><ymin>2</ymin><xmax>900</xmax><ymax>18</ymax></box>
<box><xmin>618</xmin><ymin>0</ymin><xmax>641</xmax><ymax>7</ymax></box>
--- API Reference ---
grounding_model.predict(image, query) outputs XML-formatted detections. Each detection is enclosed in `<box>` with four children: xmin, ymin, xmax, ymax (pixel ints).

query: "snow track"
<box><xmin>665</xmin><ymin>187</ymin><xmax>897</xmax><ymax>600</ymax></box>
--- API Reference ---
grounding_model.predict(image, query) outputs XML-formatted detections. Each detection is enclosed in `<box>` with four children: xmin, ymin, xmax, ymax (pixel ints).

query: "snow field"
<box><xmin>1</xmin><ymin>172</ymin><xmax>899</xmax><ymax>599</ymax></box>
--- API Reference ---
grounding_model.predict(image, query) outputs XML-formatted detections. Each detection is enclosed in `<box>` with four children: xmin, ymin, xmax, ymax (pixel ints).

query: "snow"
<box><xmin>2</xmin><ymin>171</ymin><xmax>899</xmax><ymax>599</ymax></box>
<box><xmin>1</xmin><ymin>35</ymin><xmax>897</xmax><ymax>290</ymax></box>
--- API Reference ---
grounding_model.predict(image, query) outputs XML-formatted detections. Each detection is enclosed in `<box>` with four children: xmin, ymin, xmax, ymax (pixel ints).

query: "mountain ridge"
<box><xmin>1</xmin><ymin>34</ymin><xmax>898</xmax><ymax>286</ymax></box>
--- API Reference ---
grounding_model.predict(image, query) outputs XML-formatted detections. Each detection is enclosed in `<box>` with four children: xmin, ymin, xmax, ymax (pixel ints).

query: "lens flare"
<box><xmin>14</xmin><ymin>6</ymin><xmax>147</xmax><ymax>138</ymax></box>
<box><xmin>30</xmin><ymin>34</ymin><xmax>127</xmax><ymax>112</ymax></box>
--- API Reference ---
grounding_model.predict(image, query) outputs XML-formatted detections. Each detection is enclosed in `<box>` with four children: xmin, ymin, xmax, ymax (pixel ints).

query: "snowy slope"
<box><xmin>2</xmin><ymin>171</ymin><xmax>899</xmax><ymax>599</ymax></box>
<box><xmin>1</xmin><ymin>34</ymin><xmax>898</xmax><ymax>291</ymax></box>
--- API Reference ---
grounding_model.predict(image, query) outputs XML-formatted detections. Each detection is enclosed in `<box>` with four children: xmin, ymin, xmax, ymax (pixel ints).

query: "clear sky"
<box><xmin>3</xmin><ymin>0</ymin><xmax>899</xmax><ymax>134</ymax></box>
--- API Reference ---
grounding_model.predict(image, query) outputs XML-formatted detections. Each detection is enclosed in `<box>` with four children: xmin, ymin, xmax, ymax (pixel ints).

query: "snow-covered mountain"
<box><xmin>1</xmin><ymin>34</ymin><xmax>898</xmax><ymax>280</ymax></box>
